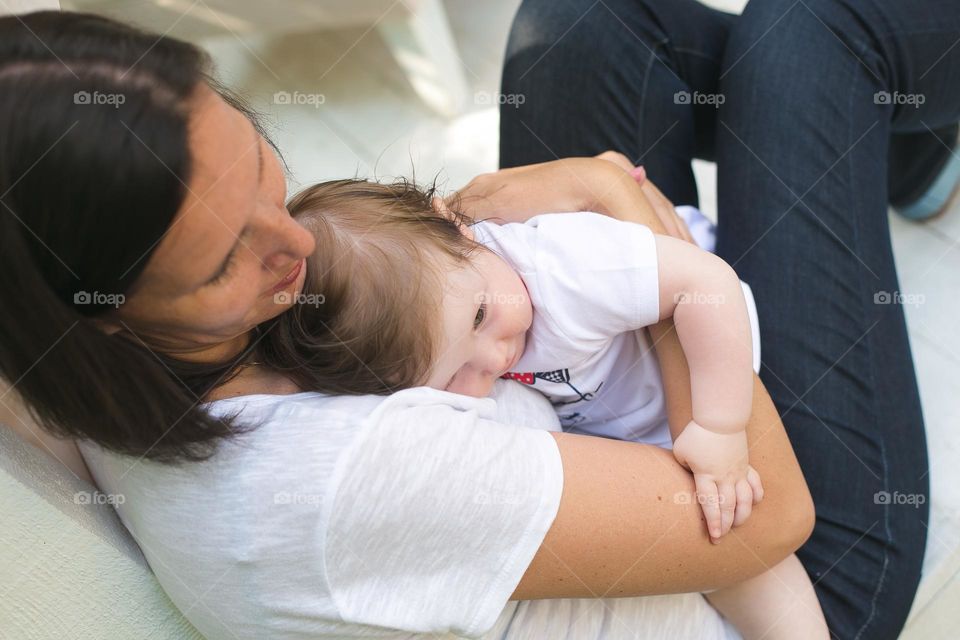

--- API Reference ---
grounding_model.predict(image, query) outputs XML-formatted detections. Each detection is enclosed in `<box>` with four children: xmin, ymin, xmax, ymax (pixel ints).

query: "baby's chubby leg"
<box><xmin>704</xmin><ymin>553</ymin><xmax>828</xmax><ymax>639</ymax></box>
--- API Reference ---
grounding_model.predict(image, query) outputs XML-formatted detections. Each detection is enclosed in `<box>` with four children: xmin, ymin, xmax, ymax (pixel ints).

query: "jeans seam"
<box><xmin>672</xmin><ymin>46</ymin><xmax>723</xmax><ymax>65</ymax></box>
<box><xmin>635</xmin><ymin>39</ymin><xmax>664</xmax><ymax>163</ymax></box>
<box><xmin>846</xmin><ymin>41</ymin><xmax>893</xmax><ymax>640</ymax></box>
<box><xmin>874</xmin><ymin>27</ymin><xmax>960</xmax><ymax>38</ymax></box>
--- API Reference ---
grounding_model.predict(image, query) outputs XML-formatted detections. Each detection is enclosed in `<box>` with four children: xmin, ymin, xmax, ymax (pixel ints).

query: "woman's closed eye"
<box><xmin>205</xmin><ymin>247</ymin><xmax>239</xmax><ymax>286</ymax></box>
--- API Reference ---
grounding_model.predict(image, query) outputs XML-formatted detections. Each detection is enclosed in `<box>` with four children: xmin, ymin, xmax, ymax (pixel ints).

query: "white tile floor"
<box><xmin>101</xmin><ymin>0</ymin><xmax>958</xmax><ymax>576</ymax></box>
<box><xmin>192</xmin><ymin>0</ymin><xmax>522</xmax><ymax>194</ymax></box>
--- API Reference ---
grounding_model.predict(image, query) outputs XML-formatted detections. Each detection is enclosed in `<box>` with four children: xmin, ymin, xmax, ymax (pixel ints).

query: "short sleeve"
<box><xmin>323</xmin><ymin>387</ymin><xmax>563</xmax><ymax>637</ymax></box>
<box><xmin>476</xmin><ymin>213</ymin><xmax>660</xmax><ymax>347</ymax></box>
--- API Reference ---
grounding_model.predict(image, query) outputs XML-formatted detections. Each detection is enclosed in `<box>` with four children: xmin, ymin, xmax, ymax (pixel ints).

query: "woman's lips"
<box><xmin>268</xmin><ymin>260</ymin><xmax>303</xmax><ymax>295</ymax></box>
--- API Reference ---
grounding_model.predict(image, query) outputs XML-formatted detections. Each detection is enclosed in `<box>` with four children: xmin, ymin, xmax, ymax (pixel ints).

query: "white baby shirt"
<box><xmin>471</xmin><ymin>209</ymin><xmax>761</xmax><ymax>449</ymax></box>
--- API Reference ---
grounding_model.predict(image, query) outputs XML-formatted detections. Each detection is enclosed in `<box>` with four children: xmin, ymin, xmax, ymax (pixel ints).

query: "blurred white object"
<box><xmin>675</xmin><ymin>204</ymin><xmax>717</xmax><ymax>251</ymax></box>
<box><xmin>62</xmin><ymin>0</ymin><xmax>469</xmax><ymax>116</ymax></box>
<box><xmin>2</xmin><ymin>0</ymin><xmax>59</xmax><ymax>9</ymax></box>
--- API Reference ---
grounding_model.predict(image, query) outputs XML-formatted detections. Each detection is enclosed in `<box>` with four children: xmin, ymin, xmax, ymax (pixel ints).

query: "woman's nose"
<box><xmin>261</xmin><ymin>210</ymin><xmax>316</xmax><ymax>272</ymax></box>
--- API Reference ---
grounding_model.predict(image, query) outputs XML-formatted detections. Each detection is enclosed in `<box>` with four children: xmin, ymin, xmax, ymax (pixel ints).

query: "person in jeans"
<box><xmin>500</xmin><ymin>0</ymin><xmax>949</xmax><ymax>637</ymax></box>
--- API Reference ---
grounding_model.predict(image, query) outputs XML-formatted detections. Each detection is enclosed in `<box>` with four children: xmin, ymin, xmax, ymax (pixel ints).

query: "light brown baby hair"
<box><xmin>258</xmin><ymin>178</ymin><xmax>482</xmax><ymax>395</ymax></box>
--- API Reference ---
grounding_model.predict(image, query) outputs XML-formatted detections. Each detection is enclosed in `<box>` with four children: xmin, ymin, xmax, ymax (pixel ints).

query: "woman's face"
<box><xmin>111</xmin><ymin>86</ymin><xmax>316</xmax><ymax>359</ymax></box>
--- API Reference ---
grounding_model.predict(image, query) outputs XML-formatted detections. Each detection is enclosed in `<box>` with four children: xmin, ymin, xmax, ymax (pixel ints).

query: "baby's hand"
<box><xmin>672</xmin><ymin>420</ymin><xmax>764</xmax><ymax>541</ymax></box>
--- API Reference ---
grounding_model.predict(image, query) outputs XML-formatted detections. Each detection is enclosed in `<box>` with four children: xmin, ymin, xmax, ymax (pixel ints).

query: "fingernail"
<box><xmin>630</xmin><ymin>166</ymin><xmax>646</xmax><ymax>181</ymax></box>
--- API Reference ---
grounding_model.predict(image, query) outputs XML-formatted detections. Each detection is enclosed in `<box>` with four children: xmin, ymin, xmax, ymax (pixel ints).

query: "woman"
<box><xmin>0</xmin><ymin>5</ymin><xmax>906</xmax><ymax>640</ymax></box>
<box><xmin>1</xmin><ymin>8</ymin><xmax>810</xmax><ymax>640</ymax></box>
<box><xmin>500</xmin><ymin>0</ymin><xmax>946</xmax><ymax>636</ymax></box>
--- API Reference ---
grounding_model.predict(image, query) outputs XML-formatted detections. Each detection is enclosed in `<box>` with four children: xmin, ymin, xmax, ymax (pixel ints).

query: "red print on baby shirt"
<box><xmin>501</xmin><ymin>368</ymin><xmax>603</xmax><ymax>403</ymax></box>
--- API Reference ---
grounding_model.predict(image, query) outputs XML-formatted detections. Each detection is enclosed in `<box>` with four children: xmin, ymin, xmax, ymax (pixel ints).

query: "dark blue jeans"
<box><xmin>499</xmin><ymin>0</ymin><xmax>949</xmax><ymax>637</ymax></box>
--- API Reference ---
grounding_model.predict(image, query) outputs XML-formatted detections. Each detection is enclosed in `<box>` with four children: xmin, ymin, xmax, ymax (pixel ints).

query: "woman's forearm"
<box><xmin>649</xmin><ymin>320</ymin><xmax>694</xmax><ymax>441</ymax></box>
<box><xmin>453</xmin><ymin>158</ymin><xmax>660</xmax><ymax>224</ymax></box>
<box><xmin>512</xmin><ymin>370</ymin><xmax>815</xmax><ymax>599</ymax></box>
<box><xmin>513</xmin><ymin>319</ymin><xmax>813</xmax><ymax>599</ymax></box>
<box><xmin>654</xmin><ymin>319</ymin><xmax>812</xmax><ymax>573</ymax></box>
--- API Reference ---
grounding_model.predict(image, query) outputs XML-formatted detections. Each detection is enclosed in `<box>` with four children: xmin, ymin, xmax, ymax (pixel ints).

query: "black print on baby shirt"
<box><xmin>501</xmin><ymin>368</ymin><xmax>604</xmax><ymax>404</ymax></box>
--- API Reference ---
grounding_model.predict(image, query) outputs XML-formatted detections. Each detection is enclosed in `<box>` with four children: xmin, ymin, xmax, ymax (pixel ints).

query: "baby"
<box><xmin>262</xmin><ymin>177</ymin><xmax>827</xmax><ymax>639</ymax></box>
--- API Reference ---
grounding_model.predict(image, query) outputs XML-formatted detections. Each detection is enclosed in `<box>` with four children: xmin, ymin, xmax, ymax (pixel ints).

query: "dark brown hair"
<box><xmin>0</xmin><ymin>11</ymin><xmax>272</xmax><ymax>462</ymax></box>
<box><xmin>258</xmin><ymin>178</ymin><xmax>481</xmax><ymax>395</ymax></box>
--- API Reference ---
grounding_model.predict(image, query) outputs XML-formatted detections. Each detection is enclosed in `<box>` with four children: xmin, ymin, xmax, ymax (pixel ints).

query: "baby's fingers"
<box><xmin>694</xmin><ymin>477</ymin><xmax>722</xmax><ymax>541</ymax></box>
<box><xmin>747</xmin><ymin>466</ymin><xmax>764</xmax><ymax>503</ymax></box>
<box><xmin>719</xmin><ymin>482</ymin><xmax>737</xmax><ymax>537</ymax></box>
<box><xmin>733</xmin><ymin>479</ymin><xmax>754</xmax><ymax>527</ymax></box>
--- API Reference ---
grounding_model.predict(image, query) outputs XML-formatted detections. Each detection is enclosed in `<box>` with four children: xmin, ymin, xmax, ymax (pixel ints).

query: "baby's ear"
<box><xmin>431</xmin><ymin>195</ymin><xmax>453</xmax><ymax>218</ymax></box>
<box><xmin>432</xmin><ymin>196</ymin><xmax>474</xmax><ymax>240</ymax></box>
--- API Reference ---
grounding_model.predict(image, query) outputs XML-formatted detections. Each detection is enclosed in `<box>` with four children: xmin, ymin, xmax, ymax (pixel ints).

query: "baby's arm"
<box><xmin>655</xmin><ymin>235</ymin><xmax>753</xmax><ymax>434</ymax></box>
<box><xmin>654</xmin><ymin>234</ymin><xmax>761</xmax><ymax>539</ymax></box>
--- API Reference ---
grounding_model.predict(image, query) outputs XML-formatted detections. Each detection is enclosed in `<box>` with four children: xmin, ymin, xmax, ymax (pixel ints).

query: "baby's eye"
<box><xmin>474</xmin><ymin>303</ymin><xmax>487</xmax><ymax>328</ymax></box>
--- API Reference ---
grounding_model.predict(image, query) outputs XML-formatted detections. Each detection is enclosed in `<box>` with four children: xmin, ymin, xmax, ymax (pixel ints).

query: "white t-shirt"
<box><xmin>472</xmin><ymin>209</ymin><xmax>761</xmax><ymax>449</ymax></box>
<box><xmin>78</xmin><ymin>379</ymin><xmax>734</xmax><ymax>639</ymax></box>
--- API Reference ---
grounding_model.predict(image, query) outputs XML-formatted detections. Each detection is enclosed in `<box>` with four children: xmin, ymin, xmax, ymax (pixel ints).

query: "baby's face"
<box><xmin>424</xmin><ymin>242</ymin><xmax>532</xmax><ymax>398</ymax></box>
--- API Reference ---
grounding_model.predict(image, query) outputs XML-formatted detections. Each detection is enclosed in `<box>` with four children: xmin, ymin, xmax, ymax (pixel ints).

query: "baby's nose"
<box><xmin>493</xmin><ymin>342</ymin><xmax>514</xmax><ymax>374</ymax></box>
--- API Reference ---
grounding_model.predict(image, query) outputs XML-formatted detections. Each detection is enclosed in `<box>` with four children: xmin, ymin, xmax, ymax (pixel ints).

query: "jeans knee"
<box><xmin>505</xmin><ymin>0</ymin><xmax>588</xmax><ymax>63</ymax></box>
<box><xmin>722</xmin><ymin>0</ymin><xmax>882</xmax><ymax>101</ymax></box>
<box><xmin>504</xmin><ymin>0</ymin><xmax>661</xmax><ymax>80</ymax></box>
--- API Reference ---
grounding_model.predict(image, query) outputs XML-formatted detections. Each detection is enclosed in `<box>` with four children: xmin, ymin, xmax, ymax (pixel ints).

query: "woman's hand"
<box><xmin>637</xmin><ymin>174</ymin><xmax>696</xmax><ymax>244</ymax></box>
<box><xmin>591</xmin><ymin>151</ymin><xmax>694</xmax><ymax>243</ymax></box>
<box><xmin>450</xmin><ymin>156</ymin><xmax>624</xmax><ymax>222</ymax></box>
<box><xmin>451</xmin><ymin>153</ymin><xmax>693</xmax><ymax>243</ymax></box>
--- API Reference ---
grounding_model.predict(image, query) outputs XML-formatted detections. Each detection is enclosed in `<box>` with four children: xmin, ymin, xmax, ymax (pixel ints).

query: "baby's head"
<box><xmin>259</xmin><ymin>178</ymin><xmax>531</xmax><ymax>398</ymax></box>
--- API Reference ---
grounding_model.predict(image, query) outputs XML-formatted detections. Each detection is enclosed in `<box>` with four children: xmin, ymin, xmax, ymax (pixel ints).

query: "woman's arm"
<box><xmin>512</xmin><ymin>374</ymin><xmax>814</xmax><ymax>598</ymax></box>
<box><xmin>454</xmin><ymin>154</ymin><xmax>693</xmax><ymax>239</ymax></box>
